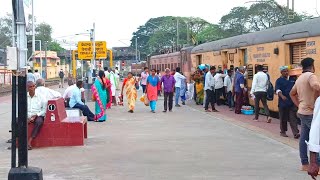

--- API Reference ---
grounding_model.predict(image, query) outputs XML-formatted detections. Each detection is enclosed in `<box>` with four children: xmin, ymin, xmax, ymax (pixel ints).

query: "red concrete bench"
<box><xmin>28</xmin><ymin>98</ymin><xmax>88</xmax><ymax>148</ymax></box>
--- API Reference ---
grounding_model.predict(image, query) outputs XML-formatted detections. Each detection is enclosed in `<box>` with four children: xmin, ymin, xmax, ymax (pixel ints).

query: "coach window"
<box><xmin>290</xmin><ymin>42</ymin><xmax>306</xmax><ymax>65</ymax></box>
<box><xmin>228</xmin><ymin>53</ymin><xmax>234</xmax><ymax>64</ymax></box>
<box><xmin>247</xmin><ymin>64</ymin><xmax>254</xmax><ymax>80</ymax></box>
<box><xmin>263</xmin><ymin>64</ymin><xmax>269</xmax><ymax>73</ymax></box>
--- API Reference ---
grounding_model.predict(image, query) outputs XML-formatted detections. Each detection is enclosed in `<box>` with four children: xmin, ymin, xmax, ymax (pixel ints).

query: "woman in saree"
<box><xmin>195</xmin><ymin>78</ymin><xmax>204</xmax><ymax>105</ymax></box>
<box><xmin>146</xmin><ymin>69</ymin><xmax>160</xmax><ymax>113</ymax></box>
<box><xmin>91</xmin><ymin>70</ymin><xmax>110</xmax><ymax>122</ymax></box>
<box><xmin>121</xmin><ymin>72</ymin><xmax>138</xmax><ymax>113</ymax></box>
<box><xmin>104</xmin><ymin>77</ymin><xmax>113</xmax><ymax>109</ymax></box>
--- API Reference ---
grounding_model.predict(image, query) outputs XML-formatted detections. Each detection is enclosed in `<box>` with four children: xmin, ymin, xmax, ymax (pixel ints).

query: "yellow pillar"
<box><xmin>108</xmin><ymin>49</ymin><xmax>113</xmax><ymax>68</ymax></box>
<box><xmin>72</xmin><ymin>50</ymin><xmax>77</xmax><ymax>78</ymax></box>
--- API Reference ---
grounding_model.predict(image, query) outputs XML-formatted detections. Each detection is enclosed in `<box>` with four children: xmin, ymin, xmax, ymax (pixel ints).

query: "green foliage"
<box><xmin>35</xmin><ymin>22</ymin><xmax>52</xmax><ymax>46</ymax></box>
<box><xmin>130</xmin><ymin>1</ymin><xmax>313</xmax><ymax>59</ymax></box>
<box><xmin>0</xmin><ymin>14</ymin><xmax>13</xmax><ymax>49</ymax></box>
<box><xmin>47</xmin><ymin>41</ymin><xmax>64</xmax><ymax>53</ymax></box>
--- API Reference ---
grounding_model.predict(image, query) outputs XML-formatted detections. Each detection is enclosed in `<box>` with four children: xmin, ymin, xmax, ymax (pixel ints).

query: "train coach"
<box><xmin>148</xmin><ymin>47</ymin><xmax>193</xmax><ymax>81</ymax></box>
<box><xmin>191</xmin><ymin>17</ymin><xmax>320</xmax><ymax>112</ymax></box>
<box><xmin>149</xmin><ymin>17</ymin><xmax>320</xmax><ymax>113</ymax></box>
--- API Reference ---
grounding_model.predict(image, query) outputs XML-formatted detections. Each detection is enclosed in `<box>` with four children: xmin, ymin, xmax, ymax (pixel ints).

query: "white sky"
<box><xmin>0</xmin><ymin>0</ymin><xmax>319</xmax><ymax>49</ymax></box>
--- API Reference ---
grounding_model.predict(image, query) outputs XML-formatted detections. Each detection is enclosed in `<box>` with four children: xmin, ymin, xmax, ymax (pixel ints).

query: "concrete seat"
<box><xmin>28</xmin><ymin>98</ymin><xmax>88</xmax><ymax>148</ymax></box>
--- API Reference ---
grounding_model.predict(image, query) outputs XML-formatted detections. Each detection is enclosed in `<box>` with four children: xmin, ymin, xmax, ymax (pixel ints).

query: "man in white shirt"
<box><xmin>250</xmin><ymin>65</ymin><xmax>271</xmax><ymax>122</ymax></box>
<box><xmin>63</xmin><ymin>80</ymin><xmax>77</xmax><ymax>107</ymax></box>
<box><xmin>174</xmin><ymin>67</ymin><xmax>186</xmax><ymax>107</ymax></box>
<box><xmin>27</xmin><ymin>81</ymin><xmax>47</xmax><ymax>150</ymax></box>
<box><xmin>307</xmin><ymin>97</ymin><xmax>320</xmax><ymax>178</ymax></box>
<box><xmin>204</xmin><ymin>66</ymin><xmax>218</xmax><ymax>112</ymax></box>
<box><xmin>27</xmin><ymin>69</ymin><xmax>35</xmax><ymax>83</ymax></box>
<box><xmin>104</xmin><ymin>67</ymin><xmax>110</xmax><ymax>77</ymax></box>
<box><xmin>33</xmin><ymin>69</ymin><xmax>41</xmax><ymax>81</ymax></box>
<box><xmin>224</xmin><ymin>70</ymin><xmax>233</xmax><ymax>111</ymax></box>
<box><xmin>141</xmin><ymin>67</ymin><xmax>149</xmax><ymax>93</ymax></box>
<box><xmin>35</xmin><ymin>79</ymin><xmax>61</xmax><ymax>102</ymax></box>
<box><xmin>69</xmin><ymin>80</ymin><xmax>95</xmax><ymax>121</ymax></box>
<box><xmin>115</xmin><ymin>67</ymin><xmax>120</xmax><ymax>90</ymax></box>
<box><xmin>214</xmin><ymin>70</ymin><xmax>227</xmax><ymax>106</ymax></box>
<box><xmin>107</xmin><ymin>68</ymin><xmax>117</xmax><ymax>106</ymax></box>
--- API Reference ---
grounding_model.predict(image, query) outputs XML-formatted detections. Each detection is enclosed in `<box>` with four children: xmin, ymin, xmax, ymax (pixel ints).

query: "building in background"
<box><xmin>33</xmin><ymin>51</ymin><xmax>69</xmax><ymax>79</ymax></box>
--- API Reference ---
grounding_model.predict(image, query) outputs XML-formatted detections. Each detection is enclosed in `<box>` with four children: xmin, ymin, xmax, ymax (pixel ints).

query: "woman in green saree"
<box><xmin>91</xmin><ymin>70</ymin><xmax>110</xmax><ymax>122</ymax></box>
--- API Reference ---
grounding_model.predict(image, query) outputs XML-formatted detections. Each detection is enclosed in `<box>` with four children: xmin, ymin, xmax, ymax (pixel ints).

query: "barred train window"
<box><xmin>228</xmin><ymin>53</ymin><xmax>234</xmax><ymax>63</ymax></box>
<box><xmin>290</xmin><ymin>42</ymin><xmax>306</xmax><ymax>64</ymax></box>
<box><xmin>263</xmin><ymin>64</ymin><xmax>268</xmax><ymax>72</ymax></box>
<box><xmin>247</xmin><ymin>64</ymin><xmax>253</xmax><ymax>80</ymax></box>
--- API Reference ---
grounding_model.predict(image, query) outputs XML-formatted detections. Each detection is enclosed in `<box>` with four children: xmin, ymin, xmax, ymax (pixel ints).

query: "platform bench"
<box><xmin>28</xmin><ymin>98</ymin><xmax>88</xmax><ymax>148</ymax></box>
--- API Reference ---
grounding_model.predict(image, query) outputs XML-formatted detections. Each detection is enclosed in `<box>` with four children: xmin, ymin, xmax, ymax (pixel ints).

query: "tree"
<box><xmin>0</xmin><ymin>14</ymin><xmax>13</xmax><ymax>49</ymax></box>
<box><xmin>35</xmin><ymin>22</ymin><xmax>52</xmax><ymax>46</ymax></box>
<box><xmin>219</xmin><ymin>0</ymin><xmax>312</xmax><ymax>37</ymax></box>
<box><xmin>195</xmin><ymin>24</ymin><xmax>224</xmax><ymax>44</ymax></box>
<box><xmin>247</xmin><ymin>0</ymin><xmax>303</xmax><ymax>31</ymax></box>
<box><xmin>219</xmin><ymin>7</ymin><xmax>250</xmax><ymax>37</ymax></box>
<box><xmin>47</xmin><ymin>41</ymin><xmax>64</xmax><ymax>53</ymax></box>
<box><xmin>130</xmin><ymin>16</ymin><xmax>213</xmax><ymax>59</ymax></box>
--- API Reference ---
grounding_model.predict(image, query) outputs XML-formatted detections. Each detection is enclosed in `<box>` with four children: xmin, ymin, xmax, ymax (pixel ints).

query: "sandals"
<box><xmin>267</xmin><ymin>117</ymin><xmax>272</xmax><ymax>123</ymax></box>
<box><xmin>28</xmin><ymin>145</ymin><xmax>32</xmax><ymax>150</ymax></box>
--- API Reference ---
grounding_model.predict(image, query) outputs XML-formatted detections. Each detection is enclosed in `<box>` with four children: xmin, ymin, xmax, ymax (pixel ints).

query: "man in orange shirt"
<box><xmin>290</xmin><ymin>57</ymin><xmax>320</xmax><ymax>172</ymax></box>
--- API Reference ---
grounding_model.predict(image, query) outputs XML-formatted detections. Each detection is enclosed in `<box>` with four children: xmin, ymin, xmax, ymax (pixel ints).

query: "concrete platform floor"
<box><xmin>0</xmin><ymin>86</ymin><xmax>309</xmax><ymax>180</ymax></box>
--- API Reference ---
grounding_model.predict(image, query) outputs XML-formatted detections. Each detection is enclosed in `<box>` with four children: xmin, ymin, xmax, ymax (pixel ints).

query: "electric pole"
<box><xmin>9</xmin><ymin>0</ymin><xmax>43</xmax><ymax>178</ymax></box>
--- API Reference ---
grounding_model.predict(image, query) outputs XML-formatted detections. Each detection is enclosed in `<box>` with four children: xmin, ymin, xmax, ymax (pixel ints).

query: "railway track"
<box><xmin>0</xmin><ymin>79</ymin><xmax>61</xmax><ymax>97</ymax></box>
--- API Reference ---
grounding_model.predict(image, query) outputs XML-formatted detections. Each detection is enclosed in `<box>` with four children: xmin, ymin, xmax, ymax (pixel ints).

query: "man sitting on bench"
<box><xmin>27</xmin><ymin>81</ymin><xmax>46</xmax><ymax>150</ymax></box>
<box><xmin>69</xmin><ymin>80</ymin><xmax>95</xmax><ymax>121</ymax></box>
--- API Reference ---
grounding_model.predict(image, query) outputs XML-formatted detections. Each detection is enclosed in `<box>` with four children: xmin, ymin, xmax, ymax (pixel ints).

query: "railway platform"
<box><xmin>0</xmin><ymin>84</ymin><xmax>307</xmax><ymax>179</ymax></box>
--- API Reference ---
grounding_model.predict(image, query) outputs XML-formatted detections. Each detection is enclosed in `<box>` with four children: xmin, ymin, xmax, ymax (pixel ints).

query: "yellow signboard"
<box><xmin>77</xmin><ymin>41</ymin><xmax>107</xmax><ymax>59</ymax></box>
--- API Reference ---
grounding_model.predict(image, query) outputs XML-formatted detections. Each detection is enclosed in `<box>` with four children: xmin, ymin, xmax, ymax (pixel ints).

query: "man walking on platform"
<box><xmin>174</xmin><ymin>67</ymin><xmax>186</xmax><ymax>107</ymax></box>
<box><xmin>224</xmin><ymin>70</ymin><xmax>234</xmax><ymax>111</ymax></box>
<box><xmin>290</xmin><ymin>57</ymin><xmax>320</xmax><ymax>171</ymax></box>
<box><xmin>250</xmin><ymin>65</ymin><xmax>272</xmax><ymax>123</ymax></box>
<box><xmin>275</xmin><ymin>66</ymin><xmax>300</xmax><ymax>138</ymax></box>
<box><xmin>141</xmin><ymin>67</ymin><xmax>149</xmax><ymax>93</ymax></box>
<box><xmin>59</xmin><ymin>69</ymin><xmax>65</xmax><ymax>88</ymax></box>
<box><xmin>234</xmin><ymin>66</ymin><xmax>245</xmax><ymax>114</ymax></box>
<box><xmin>214</xmin><ymin>70</ymin><xmax>226</xmax><ymax>106</ymax></box>
<box><xmin>161</xmin><ymin>68</ymin><xmax>176</xmax><ymax>112</ymax></box>
<box><xmin>204</xmin><ymin>66</ymin><xmax>218</xmax><ymax>112</ymax></box>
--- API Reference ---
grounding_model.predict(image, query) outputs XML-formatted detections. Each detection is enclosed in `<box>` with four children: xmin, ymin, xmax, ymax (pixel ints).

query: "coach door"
<box><xmin>239</xmin><ymin>48</ymin><xmax>248</xmax><ymax>66</ymax></box>
<box><xmin>196</xmin><ymin>55</ymin><xmax>202</xmax><ymax>66</ymax></box>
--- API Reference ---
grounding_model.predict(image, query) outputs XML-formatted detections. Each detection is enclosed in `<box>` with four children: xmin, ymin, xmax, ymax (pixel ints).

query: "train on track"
<box><xmin>147</xmin><ymin>17</ymin><xmax>320</xmax><ymax>112</ymax></box>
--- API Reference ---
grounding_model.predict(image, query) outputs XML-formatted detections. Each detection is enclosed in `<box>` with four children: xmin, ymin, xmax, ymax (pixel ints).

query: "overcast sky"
<box><xmin>0</xmin><ymin>0</ymin><xmax>319</xmax><ymax>49</ymax></box>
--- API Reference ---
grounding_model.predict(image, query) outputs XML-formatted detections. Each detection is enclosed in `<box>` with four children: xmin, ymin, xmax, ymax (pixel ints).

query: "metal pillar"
<box><xmin>186</xmin><ymin>23</ymin><xmax>189</xmax><ymax>45</ymax></box>
<box><xmin>135</xmin><ymin>37</ymin><xmax>138</xmax><ymax>62</ymax></box>
<box><xmin>176</xmin><ymin>18</ymin><xmax>179</xmax><ymax>50</ymax></box>
<box><xmin>9</xmin><ymin>0</ymin><xmax>43</xmax><ymax>179</ymax></box>
<box><xmin>38</xmin><ymin>40</ymin><xmax>42</xmax><ymax>78</ymax></box>
<box><xmin>44</xmin><ymin>42</ymin><xmax>47</xmax><ymax>79</ymax></box>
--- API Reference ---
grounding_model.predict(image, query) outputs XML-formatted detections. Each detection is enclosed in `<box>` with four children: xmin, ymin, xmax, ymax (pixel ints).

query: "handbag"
<box><xmin>144</xmin><ymin>94</ymin><xmax>150</xmax><ymax>106</ymax></box>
